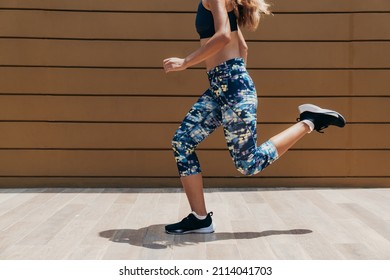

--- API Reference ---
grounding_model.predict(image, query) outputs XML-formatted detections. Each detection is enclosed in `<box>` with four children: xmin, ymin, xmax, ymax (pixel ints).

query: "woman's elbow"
<box><xmin>219</xmin><ymin>31</ymin><xmax>232</xmax><ymax>45</ymax></box>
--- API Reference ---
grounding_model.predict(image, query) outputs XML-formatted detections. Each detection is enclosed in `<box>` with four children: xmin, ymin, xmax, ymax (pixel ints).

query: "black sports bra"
<box><xmin>195</xmin><ymin>0</ymin><xmax>238</xmax><ymax>39</ymax></box>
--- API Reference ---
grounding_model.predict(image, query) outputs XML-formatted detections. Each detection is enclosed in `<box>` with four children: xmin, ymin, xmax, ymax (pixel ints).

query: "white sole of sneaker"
<box><xmin>298</xmin><ymin>104</ymin><xmax>346</xmax><ymax>122</ymax></box>
<box><xmin>166</xmin><ymin>223</ymin><xmax>216</xmax><ymax>235</ymax></box>
<box><xmin>186</xmin><ymin>223</ymin><xmax>215</xmax><ymax>234</ymax></box>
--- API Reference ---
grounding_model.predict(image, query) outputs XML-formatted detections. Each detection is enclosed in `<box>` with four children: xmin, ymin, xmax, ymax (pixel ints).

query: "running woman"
<box><xmin>163</xmin><ymin>0</ymin><xmax>346</xmax><ymax>234</ymax></box>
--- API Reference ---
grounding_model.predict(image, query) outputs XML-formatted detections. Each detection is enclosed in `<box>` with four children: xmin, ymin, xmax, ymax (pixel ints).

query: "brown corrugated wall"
<box><xmin>0</xmin><ymin>0</ymin><xmax>389</xmax><ymax>188</ymax></box>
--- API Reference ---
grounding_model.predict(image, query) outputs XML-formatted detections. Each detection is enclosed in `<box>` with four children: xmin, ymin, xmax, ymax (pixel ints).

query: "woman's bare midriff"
<box><xmin>201</xmin><ymin>31</ymin><xmax>241</xmax><ymax>70</ymax></box>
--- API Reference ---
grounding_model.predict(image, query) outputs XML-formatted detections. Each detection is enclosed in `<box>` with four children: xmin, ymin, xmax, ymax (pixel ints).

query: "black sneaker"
<box><xmin>165</xmin><ymin>212</ymin><xmax>215</xmax><ymax>234</ymax></box>
<box><xmin>297</xmin><ymin>104</ymin><xmax>346</xmax><ymax>133</ymax></box>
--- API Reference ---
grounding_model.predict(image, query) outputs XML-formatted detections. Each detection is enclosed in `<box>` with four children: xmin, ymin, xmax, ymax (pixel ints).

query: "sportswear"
<box><xmin>165</xmin><ymin>212</ymin><xmax>215</xmax><ymax>234</ymax></box>
<box><xmin>297</xmin><ymin>104</ymin><xmax>346</xmax><ymax>133</ymax></box>
<box><xmin>195</xmin><ymin>0</ymin><xmax>238</xmax><ymax>39</ymax></box>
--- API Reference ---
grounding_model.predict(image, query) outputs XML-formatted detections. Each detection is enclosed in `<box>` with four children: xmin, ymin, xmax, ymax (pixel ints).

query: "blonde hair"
<box><xmin>231</xmin><ymin>0</ymin><xmax>271</xmax><ymax>31</ymax></box>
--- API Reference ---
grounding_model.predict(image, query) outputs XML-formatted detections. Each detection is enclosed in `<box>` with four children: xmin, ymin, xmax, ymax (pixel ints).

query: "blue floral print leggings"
<box><xmin>172</xmin><ymin>58</ymin><xmax>279</xmax><ymax>177</ymax></box>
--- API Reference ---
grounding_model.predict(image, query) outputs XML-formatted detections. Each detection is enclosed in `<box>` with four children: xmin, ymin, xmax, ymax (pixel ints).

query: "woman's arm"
<box><xmin>163</xmin><ymin>0</ymin><xmax>231</xmax><ymax>73</ymax></box>
<box><xmin>237</xmin><ymin>26</ymin><xmax>248</xmax><ymax>65</ymax></box>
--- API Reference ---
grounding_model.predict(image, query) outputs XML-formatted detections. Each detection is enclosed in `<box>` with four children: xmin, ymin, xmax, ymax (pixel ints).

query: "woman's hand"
<box><xmin>163</xmin><ymin>57</ymin><xmax>187</xmax><ymax>73</ymax></box>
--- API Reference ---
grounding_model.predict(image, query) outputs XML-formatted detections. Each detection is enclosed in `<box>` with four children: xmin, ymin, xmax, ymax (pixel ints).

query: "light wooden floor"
<box><xmin>0</xmin><ymin>187</ymin><xmax>389</xmax><ymax>260</ymax></box>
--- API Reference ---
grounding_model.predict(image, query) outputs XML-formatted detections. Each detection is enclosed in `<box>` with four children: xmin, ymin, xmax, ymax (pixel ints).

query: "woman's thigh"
<box><xmin>173</xmin><ymin>88</ymin><xmax>222</xmax><ymax>146</ymax></box>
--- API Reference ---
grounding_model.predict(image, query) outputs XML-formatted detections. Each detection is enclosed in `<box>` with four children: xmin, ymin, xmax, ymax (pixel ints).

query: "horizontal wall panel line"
<box><xmin>2</xmin><ymin>66</ymin><xmax>390</xmax><ymax>71</ymax></box>
<box><xmin>0</xmin><ymin>176</ymin><xmax>388</xmax><ymax>179</ymax></box>
<box><xmin>275</xmin><ymin>11</ymin><xmax>390</xmax><ymax>14</ymax></box>
<box><xmin>1</xmin><ymin>177</ymin><xmax>388</xmax><ymax>188</ymax></box>
<box><xmin>2</xmin><ymin>37</ymin><xmax>390</xmax><ymax>43</ymax></box>
<box><xmin>0</xmin><ymin>120</ymin><xmax>388</xmax><ymax>125</ymax></box>
<box><xmin>2</xmin><ymin>65</ymin><xmax>390</xmax><ymax>71</ymax></box>
<box><xmin>203</xmin><ymin>176</ymin><xmax>390</xmax><ymax>179</ymax></box>
<box><xmin>0</xmin><ymin>37</ymin><xmax>199</xmax><ymax>42</ymax></box>
<box><xmin>0</xmin><ymin>8</ymin><xmax>197</xmax><ymax>14</ymax></box>
<box><xmin>3</xmin><ymin>66</ymin><xmax>390</xmax><ymax>71</ymax></box>
<box><xmin>0</xmin><ymin>148</ymin><xmax>387</xmax><ymax>151</ymax></box>
<box><xmin>0</xmin><ymin>93</ymin><xmax>374</xmax><ymax>98</ymax></box>
<box><xmin>1</xmin><ymin>0</ymin><xmax>390</xmax><ymax>13</ymax></box>
<box><xmin>1</xmin><ymin>7</ymin><xmax>390</xmax><ymax>13</ymax></box>
<box><xmin>0</xmin><ymin>120</ymin><xmax>181</xmax><ymax>124</ymax></box>
<box><xmin>0</xmin><ymin>94</ymin><xmax>389</xmax><ymax>98</ymax></box>
<box><xmin>0</xmin><ymin>65</ymin><xmax>165</xmax><ymax>70</ymax></box>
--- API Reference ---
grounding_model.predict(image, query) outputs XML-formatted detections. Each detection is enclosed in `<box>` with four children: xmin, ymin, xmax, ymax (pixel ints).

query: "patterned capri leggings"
<box><xmin>172</xmin><ymin>58</ymin><xmax>279</xmax><ymax>177</ymax></box>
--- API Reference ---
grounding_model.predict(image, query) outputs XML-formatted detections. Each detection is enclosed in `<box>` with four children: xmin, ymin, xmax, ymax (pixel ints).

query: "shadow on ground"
<box><xmin>99</xmin><ymin>225</ymin><xmax>312</xmax><ymax>249</ymax></box>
